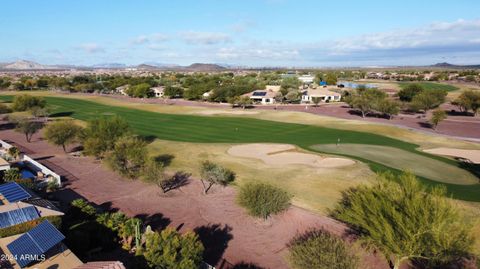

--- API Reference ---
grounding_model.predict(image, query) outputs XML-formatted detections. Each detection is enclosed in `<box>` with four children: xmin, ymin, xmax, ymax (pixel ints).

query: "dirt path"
<box><xmin>0</xmin><ymin>127</ymin><xmax>388</xmax><ymax>269</ymax></box>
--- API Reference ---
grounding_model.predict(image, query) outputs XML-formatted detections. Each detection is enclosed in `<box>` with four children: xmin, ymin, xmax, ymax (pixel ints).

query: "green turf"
<box><xmin>1</xmin><ymin>95</ymin><xmax>478</xmax><ymax>201</ymax></box>
<box><xmin>398</xmin><ymin>82</ymin><xmax>459</xmax><ymax>92</ymax></box>
<box><xmin>311</xmin><ymin>144</ymin><xmax>477</xmax><ymax>185</ymax></box>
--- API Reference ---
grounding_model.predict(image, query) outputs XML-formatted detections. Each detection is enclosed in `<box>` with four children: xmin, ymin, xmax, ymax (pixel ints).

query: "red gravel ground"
<box><xmin>0</xmin><ymin>125</ymin><xmax>389</xmax><ymax>269</ymax></box>
<box><xmin>94</xmin><ymin>94</ymin><xmax>480</xmax><ymax>140</ymax></box>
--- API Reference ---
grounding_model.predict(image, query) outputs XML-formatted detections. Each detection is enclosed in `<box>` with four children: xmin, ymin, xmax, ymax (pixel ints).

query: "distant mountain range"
<box><xmin>0</xmin><ymin>60</ymin><xmax>228</xmax><ymax>71</ymax></box>
<box><xmin>0</xmin><ymin>60</ymin><xmax>57</xmax><ymax>70</ymax></box>
<box><xmin>1</xmin><ymin>60</ymin><xmax>479</xmax><ymax>71</ymax></box>
<box><xmin>430</xmin><ymin>62</ymin><xmax>480</xmax><ymax>69</ymax></box>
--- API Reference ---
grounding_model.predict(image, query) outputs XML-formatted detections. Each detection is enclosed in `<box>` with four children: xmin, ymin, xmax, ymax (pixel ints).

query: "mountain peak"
<box><xmin>3</xmin><ymin>60</ymin><xmax>53</xmax><ymax>70</ymax></box>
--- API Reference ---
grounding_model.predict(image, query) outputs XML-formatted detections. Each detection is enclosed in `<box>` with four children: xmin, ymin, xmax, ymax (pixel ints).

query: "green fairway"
<box><xmin>1</xmin><ymin>95</ymin><xmax>478</xmax><ymax>201</ymax></box>
<box><xmin>398</xmin><ymin>81</ymin><xmax>459</xmax><ymax>92</ymax></box>
<box><xmin>311</xmin><ymin>144</ymin><xmax>477</xmax><ymax>185</ymax></box>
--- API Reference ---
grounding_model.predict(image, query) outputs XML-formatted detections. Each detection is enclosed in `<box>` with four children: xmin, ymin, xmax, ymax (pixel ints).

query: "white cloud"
<box><xmin>180</xmin><ymin>31</ymin><xmax>231</xmax><ymax>45</ymax></box>
<box><xmin>327</xmin><ymin>19</ymin><xmax>480</xmax><ymax>54</ymax></box>
<box><xmin>131</xmin><ymin>33</ymin><xmax>169</xmax><ymax>45</ymax></box>
<box><xmin>77</xmin><ymin>43</ymin><xmax>105</xmax><ymax>53</ymax></box>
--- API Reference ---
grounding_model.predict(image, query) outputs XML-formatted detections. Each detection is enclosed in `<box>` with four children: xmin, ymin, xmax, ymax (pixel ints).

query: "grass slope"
<box><xmin>1</xmin><ymin>95</ymin><xmax>478</xmax><ymax>201</ymax></box>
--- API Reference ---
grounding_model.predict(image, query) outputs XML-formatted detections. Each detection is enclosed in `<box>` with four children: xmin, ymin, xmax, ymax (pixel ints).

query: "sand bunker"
<box><xmin>228</xmin><ymin>143</ymin><xmax>355</xmax><ymax>168</ymax></box>
<box><xmin>195</xmin><ymin>110</ymin><xmax>259</xmax><ymax>115</ymax></box>
<box><xmin>424</xmin><ymin>147</ymin><xmax>480</xmax><ymax>164</ymax></box>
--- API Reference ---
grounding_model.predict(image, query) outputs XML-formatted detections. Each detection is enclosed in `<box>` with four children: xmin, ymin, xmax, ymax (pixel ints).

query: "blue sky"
<box><xmin>1</xmin><ymin>0</ymin><xmax>480</xmax><ymax>67</ymax></box>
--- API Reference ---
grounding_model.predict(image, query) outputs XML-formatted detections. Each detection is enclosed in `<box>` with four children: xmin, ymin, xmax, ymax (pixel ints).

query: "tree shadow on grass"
<box><xmin>139</xmin><ymin>135</ymin><xmax>157</xmax><ymax>143</ymax></box>
<box><xmin>49</xmin><ymin>111</ymin><xmax>74</xmax><ymax>118</ymax></box>
<box><xmin>154</xmin><ymin>154</ymin><xmax>175</xmax><ymax>167</ymax></box>
<box><xmin>194</xmin><ymin>224</ymin><xmax>233</xmax><ymax>266</ymax></box>
<box><xmin>457</xmin><ymin>159</ymin><xmax>480</xmax><ymax>180</ymax></box>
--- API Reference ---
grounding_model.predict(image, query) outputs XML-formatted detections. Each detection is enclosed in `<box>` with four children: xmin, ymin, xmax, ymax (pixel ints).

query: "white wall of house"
<box><xmin>261</xmin><ymin>97</ymin><xmax>275</xmax><ymax>104</ymax></box>
<box><xmin>22</xmin><ymin>155</ymin><xmax>62</xmax><ymax>187</ymax></box>
<box><xmin>152</xmin><ymin>87</ymin><xmax>164</xmax><ymax>98</ymax></box>
<box><xmin>302</xmin><ymin>93</ymin><xmax>341</xmax><ymax>103</ymax></box>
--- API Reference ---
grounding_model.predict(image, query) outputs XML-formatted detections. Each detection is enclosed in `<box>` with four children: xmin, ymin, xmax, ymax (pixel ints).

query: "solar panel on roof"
<box><xmin>0</xmin><ymin>206</ymin><xmax>40</xmax><ymax>228</ymax></box>
<box><xmin>7</xmin><ymin>220</ymin><xmax>65</xmax><ymax>268</ymax></box>
<box><xmin>0</xmin><ymin>182</ymin><xmax>31</xmax><ymax>203</ymax></box>
<box><xmin>252</xmin><ymin>91</ymin><xmax>267</xmax><ymax>96</ymax></box>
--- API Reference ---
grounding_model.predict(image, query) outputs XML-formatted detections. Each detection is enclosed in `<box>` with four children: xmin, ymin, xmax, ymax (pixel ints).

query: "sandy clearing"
<box><xmin>228</xmin><ymin>143</ymin><xmax>355</xmax><ymax>168</ymax></box>
<box><xmin>424</xmin><ymin>147</ymin><xmax>480</xmax><ymax>164</ymax></box>
<box><xmin>193</xmin><ymin>110</ymin><xmax>259</xmax><ymax>115</ymax></box>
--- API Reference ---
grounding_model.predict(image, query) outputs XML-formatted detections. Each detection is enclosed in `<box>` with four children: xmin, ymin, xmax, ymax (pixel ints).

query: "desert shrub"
<box><xmin>409</xmin><ymin>89</ymin><xmax>447</xmax><ymax>113</ymax></box>
<box><xmin>44</xmin><ymin>120</ymin><xmax>82</xmax><ymax>152</ymax></box>
<box><xmin>0</xmin><ymin>216</ymin><xmax>61</xmax><ymax>237</ymax></box>
<box><xmin>0</xmin><ymin>103</ymin><xmax>12</xmax><ymax>114</ymax></box>
<box><xmin>397</xmin><ymin>83</ymin><xmax>424</xmax><ymax>102</ymax></box>
<box><xmin>105</xmin><ymin>136</ymin><xmax>148</xmax><ymax>178</ymax></box>
<box><xmin>288</xmin><ymin>229</ymin><xmax>358</xmax><ymax>269</ymax></box>
<box><xmin>332</xmin><ymin>172</ymin><xmax>474</xmax><ymax>269</ymax></box>
<box><xmin>11</xmin><ymin>94</ymin><xmax>46</xmax><ymax>111</ymax></box>
<box><xmin>143</xmin><ymin>227</ymin><xmax>204</xmax><ymax>269</ymax></box>
<box><xmin>81</xmin><ymin>116</ymin><xmax>131</xmax><ymax>158</ymax></box>
<box><xmin>199</xmin><ymin>161</ymin><xmax>235</xmax><ymax>194</ymax></box>
<box><xmin>237</xmin><ymin>182</ymin><xmax>291</xmax><ymax>219</ymax></box>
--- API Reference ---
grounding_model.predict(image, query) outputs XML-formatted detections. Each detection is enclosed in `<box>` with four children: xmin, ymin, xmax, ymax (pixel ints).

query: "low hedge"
<box><xmin>0</xmin><ymin>215</ymin><xmax>62</xmax><ymax>237</ymax></box>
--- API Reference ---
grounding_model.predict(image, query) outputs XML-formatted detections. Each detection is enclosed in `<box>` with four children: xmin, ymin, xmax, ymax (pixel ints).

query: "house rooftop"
<box><xmin>304</xmin><ymin>88</ymin><xmax>341</xmax><ymax>97</ymax></box>
<box><xmin>249</xmin><ymin>90</ymin><xmax>276</xmax><ymax>98</ymax></box>
<box><xmin>0</xmin><ymin>222</ymin><xmax>82</xmax><ymax>269</ymax></box>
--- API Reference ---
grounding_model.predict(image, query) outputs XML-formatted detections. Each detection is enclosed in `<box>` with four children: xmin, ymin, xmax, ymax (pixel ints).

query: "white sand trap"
<box><xmin>195</xmin><ymin>110</ymin><xmax>259</xmax><ymax>115</ymax></box>
<box><xmin>228</xmin><ymin>143</ymin><xmax>355</xmax><ymax>168</ymax></box>
<box><xmin>424</xmin><ymin>148</ymin><xmax>480</xmax><ymax>164</ymax></box>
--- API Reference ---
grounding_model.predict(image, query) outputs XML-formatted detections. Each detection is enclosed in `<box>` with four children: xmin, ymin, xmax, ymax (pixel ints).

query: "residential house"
<box><xmin>151</xmin><ymin>86</ymin><xmax>165</xmax><ymax>98</ymax></box>
<box><xmin>202</xmin><ymin>90</ymin><xmax>213</xmax><ymax>99</ymax></box>
<box><xmin>301</xmin><ymin>88</ymin><xmax>341</xmax><ymax>103</ymax></box>
<box><xmin>0</xmin><ymin>220</ymin><xmax>83</xmax><ymax>269</ymax></box>
<box><xmin>115</xmin><ymin>85</ymin><xmax>129</xmax><ymax>96</ymax></box>
<box><xmin>0</xmin><ymin>184</ymin><xmax>123</xmax><ymax>269</ymax></box>
<box><xmin>246</xmin><ymin>90</ymin><xmax>277</xmax><ymax>105</ymax></box>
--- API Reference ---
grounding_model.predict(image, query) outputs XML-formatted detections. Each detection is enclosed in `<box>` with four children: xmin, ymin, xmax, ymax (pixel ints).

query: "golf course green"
<box><xmin>398</xmin><ymin>81</ymin><xmax>459</xmax><ymax>92</ymax></box>
<box><xmin>1</xmin><ymin>95</ymin><xmax>479</xmax><ymax>201</ymax></box>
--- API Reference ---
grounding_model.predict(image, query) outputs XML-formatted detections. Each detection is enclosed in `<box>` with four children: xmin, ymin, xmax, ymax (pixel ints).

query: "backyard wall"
<box><xmin>0</xmin><ymin>139</ymin><xmax>62</xmax><ymax>186</ymax></box>
<box><xmin>22</xmin><ymin>155</ymin><xmax>62</xmax><ymax>186</ymax></box>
